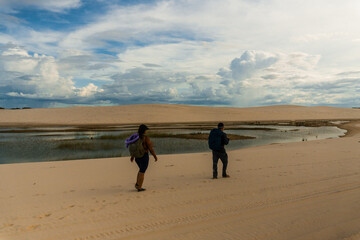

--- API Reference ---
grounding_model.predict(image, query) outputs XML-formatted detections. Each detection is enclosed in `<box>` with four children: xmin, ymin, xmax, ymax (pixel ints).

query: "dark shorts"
<box><xmin>135</xmin><ymin>152</ymin><xmax>149</xmax><ymax>173</ymax></box>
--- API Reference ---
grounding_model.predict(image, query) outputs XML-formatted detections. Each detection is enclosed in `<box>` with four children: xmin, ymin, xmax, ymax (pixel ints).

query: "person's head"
<box><xmin>138</xmin><ymin>124</ymin><xmax>149</xmax><ymax>137</ymax></box>
<box><xmin>218</xmin><ymin>122</ymin><xmax>224</xmax><ymax>131</ymax></box>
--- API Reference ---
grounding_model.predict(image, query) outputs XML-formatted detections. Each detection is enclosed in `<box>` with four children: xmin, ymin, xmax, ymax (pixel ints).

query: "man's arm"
<box><xmin>222</xmin><ymin>132</ymin><xmax>229</xmax><ymax>145</ymax></box>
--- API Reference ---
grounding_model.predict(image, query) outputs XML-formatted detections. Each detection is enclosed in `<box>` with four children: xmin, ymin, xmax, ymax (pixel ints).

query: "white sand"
<box><xmin>1</xmin><ymin>105</ymin><xmax>360</xmax><ymax>240</ymax></box>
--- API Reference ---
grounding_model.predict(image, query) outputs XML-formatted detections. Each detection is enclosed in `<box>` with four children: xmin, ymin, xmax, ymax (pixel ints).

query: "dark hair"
<box><xmin>218</xmin><ymin>122</ymin><xmax>224</xmax><ymax>129</ymax></box>
<box><xmin>138</xmin><ymin>124</ymin><xmax>149</xmax><ymax>138</ymax></box>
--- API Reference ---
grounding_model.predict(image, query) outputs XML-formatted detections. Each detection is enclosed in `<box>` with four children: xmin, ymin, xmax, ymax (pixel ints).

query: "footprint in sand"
<box><xmin>1</xmin><ymin>223</ymin><xmax>14</xmax><ymax>229</ymax></box>
<box><xmin>35</xmin><ymin>213</ymin><xmax>52</xmax><ymax>219</ymax></box>
<box><xmin>33</xmin><ymin>193</ymin><xmax>46</xmax><ymax>197</ymax></box>
<box><xmin>26</xmin><ymin>224</ymin><xmax>40</xmax><ymax>231</ymax></box>
<box><xmin>63</xmin><ymin>190</ymin><xmax>76</xmax><ymax>194</ymax></box>
<box><xmin>89</xmin><ymin>207</ymin><xmax>103</xmax><ymax>212</ymax></box>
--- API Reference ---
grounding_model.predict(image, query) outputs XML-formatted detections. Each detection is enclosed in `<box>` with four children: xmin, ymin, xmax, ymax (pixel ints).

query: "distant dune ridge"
<box><xmin>1</xmin><ymin>104</ymin><xmax>360</xmax><ymax>126</ymax></box>
<box><xmin>2</xmin><ymin>104</ymin><xmax>360</xmax><ymax>240</ymax></box>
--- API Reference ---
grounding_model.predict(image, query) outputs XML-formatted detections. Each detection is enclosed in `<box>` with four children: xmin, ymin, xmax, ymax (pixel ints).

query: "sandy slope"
<box><xmin>1</xmin><ymin>106</ymin><xmax>360</xmax><ymax>240</ymax></box>
<box><xmin>1</xmin><ymin>104</ymin><xmax>360</xmax><ymax>126</ymax></box>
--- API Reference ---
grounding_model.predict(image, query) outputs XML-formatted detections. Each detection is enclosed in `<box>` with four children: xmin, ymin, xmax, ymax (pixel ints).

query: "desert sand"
<box><xmin>1</xmin><ymin>104</ymin><xmax>360</xmax><ymax>126</ymax></box>
<box><xmin>1</xmin><ymin>105</ymin><xmax>360</xmax><ymax>240</ymax></box>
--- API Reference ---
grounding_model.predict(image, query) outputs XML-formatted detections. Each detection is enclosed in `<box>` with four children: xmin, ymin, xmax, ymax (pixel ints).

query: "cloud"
<box><xmin>98</xmin><ymin>67</ymin><xmax>186</xmax><ymax>103</ymax></box>
<box><xmin>214</xmin><ymin>50</ymin><xmax>360</xmax><ymax>107</ymax></box>
<box><xmin>286</xmin><ymin>52</ymin><xmax>321</xmax><ymax>70</ymax></box>
<box><xmin>90</xmin><ymin>66</ymin><xmax>232</xmax><ymax>106</ymax></box>
<box><xmin>291</xmin><ymin>32</ymin><xmax>349</xmax><ymax>43</ymax></box>
<box><xmin>0</xmin><ymin>44</ymin><xmax>103</xmax><ymax>107</ymax></box>
<box><xmin>261</xmin><ymin>74</ymin><xmax>279</xmax><ymax>80</ymax></box>
<box><xmin>0</xmin><ymin>45</ymin><xmax>72</xmax><ymax>96</ymax></box>
<box><xmin>0</xmin><ymin>0</ymin><xmax>82</xmax><ymax>13</ymax></box>
<box><xmin>2</xmin><ymin>0</ymin><xmax>360</xmax><ymax>108</ymax></box>
<box><xmin>143</xmin><ymin>63</ymin><xmax>162</xmax><ymax>68</ymax></box>
<box><xmin>77</xmin><ymin>83</ymin><xmax>103</xmax><ymax>97</ymax></box>
<box><xmin>336</xmin><ymin>71</ymin><xmax>360</xmax><ymax>76</ymax></box>
<box><xmin>229</xmin><ymin>50</ymin><xmax>278</xmax><ymax>81</ymax></box>
<box><xmin>2</xmin><ymin>44</ymin><xmax>360</xmax><ymax>108</ymax></box>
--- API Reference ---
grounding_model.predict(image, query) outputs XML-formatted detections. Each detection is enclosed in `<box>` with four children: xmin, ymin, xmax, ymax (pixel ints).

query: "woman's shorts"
<box><xmin>135</xmin><ymin>152</ymin><xmax>149</xmax><ymax>173</ymax></box>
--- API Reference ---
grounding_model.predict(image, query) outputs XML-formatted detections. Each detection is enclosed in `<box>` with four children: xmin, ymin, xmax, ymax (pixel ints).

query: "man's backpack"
<box><xmin>129</xmin><ymin>138</ymin><xmax>146</xmax><ymax>158</ymax></box>
<box><xmin>208</xmin><ymin>128</ymin><xmax>222</xmax><ymax>151</ymax></box>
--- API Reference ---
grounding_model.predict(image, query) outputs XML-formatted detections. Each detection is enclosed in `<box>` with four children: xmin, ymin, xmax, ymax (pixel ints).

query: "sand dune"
<box><xmin>1</xmin><ymin>105</ymin><xmax>360</xmax><ymax>240</ymax></box>
<box><xmin>1</xmin><ymin>104</ymin><xmax>360</xmax><ymax>126</ymax></box>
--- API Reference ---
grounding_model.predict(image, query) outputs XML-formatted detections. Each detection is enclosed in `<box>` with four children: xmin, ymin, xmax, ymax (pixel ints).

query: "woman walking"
<box><xmin>126</xmin><ymin>124</ymin><xmax>158</xmax><ymax>192</ymax></box>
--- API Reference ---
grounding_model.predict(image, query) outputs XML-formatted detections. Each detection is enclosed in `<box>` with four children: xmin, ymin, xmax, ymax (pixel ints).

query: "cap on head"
<box><xmin>138</xmin><ymin>124</ymin><xmax>149</xmax><ymax>136</ymax></box>
<box><xmin>218</xmin><ymin>122</ymin><xmax>224</xmax><ymax>129</ymax></box>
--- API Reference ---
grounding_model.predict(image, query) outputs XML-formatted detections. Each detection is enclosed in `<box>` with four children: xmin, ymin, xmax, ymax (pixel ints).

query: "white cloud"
<box><xmin>2</xmin><ymin>44</ymin><xmax>360</xmax><ymax>108</ymax></box>
<box><xmin>0</xmin><ymin>45</ymin><xmax>102</xmax><ymax>102</ymax></box>
<box><xmin>229</xmin><ymin>51</ymin><xmax>278</xmax><ymax>81</ymax></box>
<box><xmin>2</xmin><ymin>0</ymin><xmax>360</xmax><ymax>107</ymax></box>
<box><xmin>116</xmin><ymin>41</ymin><xmax>232</xmax><ymax>74</ymax></box>
<box><xmin>214</xmin><ymin>50</ymin><xmax>360</xmax><ymax>107</ymax></box>
<box><xmin>0</xmin><ymin>0</ymin><xmax>81</xmax><ymax>12</ymax></box>
<box><xmin>286</xmin><ymin>52</ymin><xmax>321</xmax><ymax>70</ymax></box>
<box><xmin>291</xmin><ymin>32</ymin><xmax>350</xmax><ymax>43</ymax></box>
<box><xmin>77</xmin><ymin>83</ymin><xmax>103</xmax><ymax>97</ymax></box>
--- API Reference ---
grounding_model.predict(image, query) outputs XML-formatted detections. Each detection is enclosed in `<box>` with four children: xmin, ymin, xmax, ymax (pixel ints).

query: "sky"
<box><xmin>1</xmin><ymin>0</ymin><xmax>360</xmax><ymax>108</ymax></box>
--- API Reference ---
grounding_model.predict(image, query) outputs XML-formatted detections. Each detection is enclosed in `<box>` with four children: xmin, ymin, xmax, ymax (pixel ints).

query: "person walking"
<box><xmin>208</xmin><ymin>123</ymin><xmax>230</xmax><ymax>179</ymax></box>
<box><xmin>125</xmin><ymin>124</ymin><xmax>158</xmax><ymax>192</ymax></box>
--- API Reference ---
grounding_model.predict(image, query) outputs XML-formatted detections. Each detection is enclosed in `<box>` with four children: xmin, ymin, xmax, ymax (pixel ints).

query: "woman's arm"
<box><xmin>145</xmin><ymin>136</ymin><xmax>158</xmax><ymax>161</ymax></box>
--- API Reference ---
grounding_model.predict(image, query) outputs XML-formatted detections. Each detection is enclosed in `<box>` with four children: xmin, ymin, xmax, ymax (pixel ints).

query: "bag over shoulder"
<box><xmin>208</xmin><ymin>128</ymin><xmax>223</xmax><ymax>151</ymax></box>
<box><xmin>126</xmin><ymin>133</ymin><xmax>146</xmax><ymax>158</ymax></box>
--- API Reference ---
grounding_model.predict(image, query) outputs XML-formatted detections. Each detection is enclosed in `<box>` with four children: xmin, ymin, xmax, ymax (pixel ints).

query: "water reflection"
<box><xmin>0</xmin><ymin>124</ymin><xmax>346</xmax><ymax>164</ymax></box>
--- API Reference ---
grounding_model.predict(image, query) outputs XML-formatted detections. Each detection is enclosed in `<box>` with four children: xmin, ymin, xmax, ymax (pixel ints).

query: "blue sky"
<box><xmin>1</xmin><ymin>0</ymin><xmax>360</xmax><ymax>108</ymax></box>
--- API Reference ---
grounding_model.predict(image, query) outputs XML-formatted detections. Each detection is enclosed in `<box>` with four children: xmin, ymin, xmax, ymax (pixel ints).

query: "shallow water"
<box><xmin>0</xmin><ymin>125</ymin><xmax>346</xmax><ymax>164</ymax></box>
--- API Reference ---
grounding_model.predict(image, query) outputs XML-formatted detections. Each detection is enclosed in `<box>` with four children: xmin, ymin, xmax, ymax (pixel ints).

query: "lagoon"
<box><xmin>0</xmin><ymin>122</ymin><xmax>346</xmax><ymax>164</ymax></box>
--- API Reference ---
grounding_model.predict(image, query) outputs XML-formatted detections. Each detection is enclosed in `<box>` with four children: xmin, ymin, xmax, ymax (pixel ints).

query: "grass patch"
<box><xmin>97</xmin><ymin>134</ymin><xmax>128</xmax><ymax>140</ymax></box>
<box><xmin>148</xmin><ymin>132</ymin><xmax>255</xmax><ymax>140</ymax></box>
<box><xmin>57</xmin><ymin>141</ymin><xmax>115</xmax><ymax>151</ymax></box>
<box><xmin>226</xmin><ymin>127</ymin><xmax>275</xmax><ymax>131</ymax></box>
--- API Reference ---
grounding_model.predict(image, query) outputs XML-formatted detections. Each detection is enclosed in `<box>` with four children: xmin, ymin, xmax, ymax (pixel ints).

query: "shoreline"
<box><xmin>0</xmin><ymin>120</ymin><xmax>352</xmax><ymax>165</ymax></box>
<box><xmin>338</xmin><ymin>120</ymin><xmax>360</xmax><ymax>137</ymax></box>
<box><xmin>0</xmin><ymin>120</ymin><xmax>355</xmax><ymax>165</ymax></box>
<box><xmin>0</xmin><ymin>118</ymin><xmax>356</xmax><ymax>130</ymax></box>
